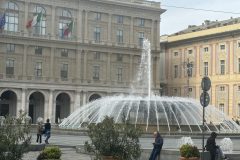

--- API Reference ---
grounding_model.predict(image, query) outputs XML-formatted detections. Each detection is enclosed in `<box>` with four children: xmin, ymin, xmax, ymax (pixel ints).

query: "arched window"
<box><xmin>33</xmin><ymin>5</ymin><xmax>46</xmax><ymax>35</ymax></box>
<box><xmin>5</xmin><ymin>1</ymin><xmax>19</xmax><ymax>32</ymax></box>
<box><xmin>59</xmin><ymin>9</ymin><xmax>72</xmax><ymax>39</ymax></box>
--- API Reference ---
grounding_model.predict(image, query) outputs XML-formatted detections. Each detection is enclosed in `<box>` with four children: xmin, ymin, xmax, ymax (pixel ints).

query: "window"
<box><xmin>93</xmin><ymin>66</ymin><xmax>100</xmax><ymax>80</ymax></box>
<box><xmin>204</xmin><ymin>47</ymin><xmax>209</xmax><ymax>52</ymax></box>
<box><xmin>220</xmin><ymin>86</ymin><xmax>225</xmax><ymax>91</ymax></box>
<box><xmin>61</xmin><ymin>49</ymin><xmax>68</xmax><ymax>57</ymax></box>
<box><xmin>173</xmin><ymin>88</ymin><xmax>178</xmax><ymax>95</ymax></box>
<box><xmin>220</xmin><ymin>60</ymin><xmax>225</xmax><ymax>75</ymax></box>
<box><xmin>59</xmin><ymin>9</ymin><xmax>72</xmax><ymax>38</ymax></box>
<box><xmin>117</xmin><ymin>67</ymin><xmax>123</xmax><ymax>82</ymax></box>
<box><xmin>174</xmin><ymin>65</ymin><xmax>178</xmax><ymax>78</ymax></box>
<box><xmin>35</xmin><ymin>62</ymin><xmax>42</xmax><ymax>77</ymax></box>
<box><xmin>187</xmin><ymin>63</ymin><xmax>193</xmax><ymax>77</ymax></box>
<box><xmin>174</xmin><ymin>52</ymin><xmax>178</xmax><ymax>56</ymax></box>
<box><xmin>5</xmin><ymin>2</ymin><xmax>19</xmax><ymax>32</ymax></box>
<box><xmin>116</xmin><ymin>30</ymin><xmax>123</xmax><ymax>43</ymax></box>
<box><xmin>94</xmin><ymin>52</ymin><xmax>101</xmax><ymax>60</ymax></box>
<box><xmin>6</xmin><ymin>44</ymin><xmax>15</xmax><ymax>52</ymax></box>
<box><xmin>188</xmin><ymin>88</ymin><xmax>192</xmax><ymax>92</ymax></box>
<box><xmin>6</xmin><ymin>59</ymin><xmax>14</xmax><ymax>75</ymax></box>
<box><xmin>219</xmin><ymin>103</ymin><xmax>224</xmax><ymax>113</ymax></box>
<box><xmin>220</xmin><ymin>44</ymin><xmax>225</xmax><ymax>50</ymax></box>
<box><xmin>139</xmin><ymin>32</ymin><xmax>144</xmax><ymax>47</ymax></box>
<box><xmin>139</xmin><ymin>18</ymin><xmax>145</xmax><ymax>26</ymax></box>
<box><xmin>238</xmin><ymin>58</ymin><xmax>240</xmax><ymax>73</ymax></box>
<box><xmin>95</xmin><ymin>12</ymin><xmax>101</xmax><ymax>20</ymax></box>
<box><xmin>117</xmin><ymin>54</ymin><xmax>123</xmax><ymax>61</ymax></box>
<box><xmin>35</xmin><ymin>46</ymin><xmax>42</xmax><ymax>55</ymax></box>
<box><xmin>61</xmin><ymin>64</ymin><xmax>68</xmax><ymax>80</ymax></box>
<box><xmin>188</xmin><ymin>50</ymin><xmax>193</xmax><ymax>54</ymax></box>
<box><xmin>238</xmin><ymin>42</ymin><xmax>240</xmax><ymax>48</ymax></box>
<box><xmin>204</xmin><ymin>62</ymin><xmax>208</xmax><ymax>76</ymax></box>
<box><xmin>238</xmin><ymin>86</ymin><xmax>240</xmax><ymax>91</ymax></box>
<box><xmin>238</xmin><ymin>104</ymin><xmax>240</xmax><ymax>116</ymax></box>
<box><xmin>117</xmin><ymin>15</ymin><xmax>123</xmax><ymax>24</ymax></box>
<box><xmin>94</xmin><ymin>27</ymin><xmax>101</xmax><ymax>42</ymax></box>
<box><xmin>33</xmin><ymin>6</ymin><xmax>46</xmax><ymax>35</ymax></box>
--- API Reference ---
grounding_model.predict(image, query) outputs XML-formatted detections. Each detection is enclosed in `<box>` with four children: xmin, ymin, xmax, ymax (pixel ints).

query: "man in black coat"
<box><xmin>149</xmin><ymin>131</ymin><xmax>163</xmax><ymax>160</ymax></box>
<box><xmin>206</xmin><ymin>132</ymin><xmax>218</xmax><ymax>160</ymax></box>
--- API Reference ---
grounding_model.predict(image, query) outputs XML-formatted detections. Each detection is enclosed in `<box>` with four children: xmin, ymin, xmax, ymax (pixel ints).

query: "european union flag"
<box><xmin>0</xmin><ymin>13</ymin><xmax>6</xmax><ymax>29</ymax></box>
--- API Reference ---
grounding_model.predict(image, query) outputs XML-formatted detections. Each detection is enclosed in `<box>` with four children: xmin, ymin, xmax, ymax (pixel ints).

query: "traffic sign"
<box><xmin>201</xmin><ymin>76</ymin><xmax>211</xmax><ymax>91</ymax></box>
<box><xmin>200</xmin><ymin>92</ymin><xmax>210</xmax><ymax>107</ymax></box>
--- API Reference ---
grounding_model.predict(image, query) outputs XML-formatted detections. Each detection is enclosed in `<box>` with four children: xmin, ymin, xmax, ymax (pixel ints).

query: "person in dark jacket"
<box><xmin>206</xmin><ymin>132</ymin><xmax>218</xmax><ymax>160</ymax></box>
<box><xmin>44</xmin><ymin>119</ymin><xmax>51</xmax><ymax>144</ymax></box>
<box><xmin>149</xmin><ymin>131</ymin><xmax>164</xmax><ymax>160</ymax></box>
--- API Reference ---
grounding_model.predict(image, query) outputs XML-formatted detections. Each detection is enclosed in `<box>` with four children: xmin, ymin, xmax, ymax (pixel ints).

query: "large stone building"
<box><xmin>0</xmin><ymin>0</ymin><xmax>165</xmax><ymax>123</ymax></box>
<box><xmin>160</xmin><ymin>18</ymin><xmax>240</xmax><ymax>119</ymax></box>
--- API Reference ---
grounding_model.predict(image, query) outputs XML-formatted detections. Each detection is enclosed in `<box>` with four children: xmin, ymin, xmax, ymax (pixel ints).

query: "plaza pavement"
<box><xmin>23</xmin><ymin>133</ymin><xmax>240</xmax><ymax>159</ymax></box>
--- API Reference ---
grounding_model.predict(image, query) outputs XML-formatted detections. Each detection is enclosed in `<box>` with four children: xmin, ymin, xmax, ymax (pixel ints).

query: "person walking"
<box><xmin>149</xmin><ymin>131</ymin><xmax>164</xmax><ymax>160</ymax></box>
<box><xmin>206</xmin><ymin>132</ymin><xmax>218</xmax><ymax>160</ymax></box>
<box><xmin>44</xmin><ymin>119</ymin><xmax>51</xmax><ymax>144</ymax></box>
<box><xmin>36</xmin><ymin>122</ymin><xmax>43</xmax><ymax>144</ymax></box>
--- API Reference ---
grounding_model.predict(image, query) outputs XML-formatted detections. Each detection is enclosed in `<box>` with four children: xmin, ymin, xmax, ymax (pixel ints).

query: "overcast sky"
<box><xmin>152</xmin><ymin>0</ymin><xmax>240</xmax><ymax>35</ymax></box>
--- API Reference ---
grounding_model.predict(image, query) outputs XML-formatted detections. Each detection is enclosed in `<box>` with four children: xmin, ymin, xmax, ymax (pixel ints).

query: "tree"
<box><xmin>0</xmin><ymin>112</ymin><xmax>31</xmax><ymax>160</ymax></box>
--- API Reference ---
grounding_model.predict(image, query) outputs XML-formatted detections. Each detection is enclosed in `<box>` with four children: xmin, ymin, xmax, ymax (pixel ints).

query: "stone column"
<box><xmin>83</xmin><ymin>91</ymin><xmax>87</xmax><ymax>106</ymax></box>
<box><xmin>84</xmin><ymin>11</ymin><xmax>88</xmax><ymax>42</ymax></box>
<box><xmin>229</xmin><ymin>41</ymin><xmax>234</xmax><ymax>74</ymax></box>
<box><xmin>23</xmin><ymin>45</ymin><xmax>28</xmax><ymax>78</ymax></box>
<box><xmin>108</xmin><ymin>14</ymin><xmax>112</xmax><ymax>44</ymax></box>
<box><xmin>212</xmin><ymin>44</ymin><xmax>216</xmax><ymax>75</ymax></box>
<box><xmin>107</xmin><ymin>52</ymin><xmax>112</xmax><ymax>83</ymax></box>
<box><xmin>196</xmin><ymin>46</ymin><xmax>200</xmax><ymax>77</ymax></box>
<box><xmin>50</xmin><ymin>47</ymin><xmax>55</xmax><ymax>80</ymax></box>
<box><xmin>151</xmin><ymin>20</ymin><xmax>154</xmax><ymax>49</ymax></box>
<box><xmin>156</xmin><ymin>20</ymin><xmax>160</xmax><ymax>50</ymax></box>
<box><xmin>52</xmin><ymin>96</ymin><xmax>56</xmax><ymax>124</ymax></box>
<box><xmin>228</xmin><ymin>84</ymin><xmax>233</xmax><ymax>116</ymax></box>
<box><xmin>44</xmin><ymin>100</ymin><xmax>49</xmax><ymax>121</ymax></box>
<box><xmin>129</xmin><ymin>55</ymin><xmax>133</xmax><ymax>82</ymax></box>
<box><xmin>83</xmin><ymin>50</ymin><xmax>88</xmax><ymax>81</ymax></box>
<box><xmin>155</xmin><ymin>56</ymin><xmax>160</xmax><ymax>86</ymax></box>
<box><xmin>21</xmin><ymin>88</ymin><xmax>26</xmax><ymax>113</ymax></box>
<box><xmin>24</xmin><ymin>1</ymin><xmax>29</xmax><ymax>35</ymax></box>
<box><xmin>74</xmin><ymin>91</ymin><xmax>81</xmax><ymax>111</ymax></box>
<box><xmin>76</xmin><ymin>50</ymin><xmax>81</xmax><ymax>81</ymax></box>
<box><xmin>51</xmin><ymin>6</ymin><xmax>56</xmax><ymax>39</ymax></box>
<box><xmin>16</xmin><ymin>97</ymin><xmax>21</xmax><ymax>117</ymax></box>
<box><xmin>130</xmin><ymin>17</ymin><xmax>134</xmax><ymax>46</ymax></box>
<box><xmin>48</xmin><ymin>90</ymin><xmax>53</xmax><ymax>122</ymax></box>
<box><xmin>77</xmin><ymin>9</ymin><xmax>83</xmax><ymax>42</ymax></box>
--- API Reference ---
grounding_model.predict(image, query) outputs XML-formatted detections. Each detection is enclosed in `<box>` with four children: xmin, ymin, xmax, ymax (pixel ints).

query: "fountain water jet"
<box><xmin>60</xmin><ymin>39</ymin><xmax>240</xmax><ymax>133</ymax></box>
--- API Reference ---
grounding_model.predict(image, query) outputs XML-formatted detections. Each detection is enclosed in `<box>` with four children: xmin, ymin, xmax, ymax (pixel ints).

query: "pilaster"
<box><xmin>51</xmin><ymin>6</ymin><xmax>56</xmax><ymax>39</ymax></box>
<box><xmin>84</xmin><ymin>11</ymin><xmax>88</xmax><ymax>42</ymax></box>
<box><xmin>77</xmin><ymin>9</ymin><xmax>83</xmax><ymax>42</ymax></box>
<box><xmin>108</xmin><ymin>14</ymin><xmax>112</xmax><ymax>44</ymax></box>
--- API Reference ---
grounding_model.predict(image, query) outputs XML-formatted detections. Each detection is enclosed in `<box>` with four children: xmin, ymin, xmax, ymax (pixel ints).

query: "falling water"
<box><xmin>60</xmin><ymin>39</ymin><xmax>240</xmax><ymax>133</ymax></box>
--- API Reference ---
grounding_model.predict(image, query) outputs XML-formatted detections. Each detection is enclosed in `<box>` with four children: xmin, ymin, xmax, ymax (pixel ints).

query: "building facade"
<box><xmin>0</xmin><ymin>0</ymin><xmax>164</xmax><ymax>123</ymax></box>
<box><xmin>160</xmin><ymin>18</ymin><xmax>240</xmax><ymax>119</ymax></box>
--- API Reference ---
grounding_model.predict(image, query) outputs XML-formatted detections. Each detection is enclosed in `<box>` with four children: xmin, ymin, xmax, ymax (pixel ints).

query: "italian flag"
<box><xmin>63</xmin><ymin>20</ymin><xmax>74</xmax><ymax>36</ymax></box>
<box><xmin>26</xmin><ymin>12</ymin><xmax>43</xmax><ymax>28</ymax></box>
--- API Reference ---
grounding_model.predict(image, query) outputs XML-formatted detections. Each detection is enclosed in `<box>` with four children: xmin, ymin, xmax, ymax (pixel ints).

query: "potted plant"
<box><xmin>84</xmin><ymin>116</ymin><xmax>141</xmax><ymax>160</ymax></box>
<box><xmin>179</xmin><ymin>144</ymin><xmax>200</xmax><ymax>160</ymax></box>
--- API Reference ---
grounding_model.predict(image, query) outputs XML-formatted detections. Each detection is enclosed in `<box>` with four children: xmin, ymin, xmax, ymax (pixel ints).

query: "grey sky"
<box><xmin>152</xmin><ymin>0</ymin><xmax>240</xmax><ymax>35</ymax></box>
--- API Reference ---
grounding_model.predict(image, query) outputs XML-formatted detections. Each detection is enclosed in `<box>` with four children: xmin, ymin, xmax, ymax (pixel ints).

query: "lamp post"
<box><xmin>182</xmin><ymin>58</ymin><xmax>193</xmax><ymax>97</ymax></box>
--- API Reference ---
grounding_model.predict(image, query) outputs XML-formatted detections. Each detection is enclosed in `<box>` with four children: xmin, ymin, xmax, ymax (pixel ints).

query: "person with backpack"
<box><xmin>44</xmin><ymin>119</ymin><xmax>51</xmax><ymax>144</ymax></box>
<box><xmin>149</xmin><ymin>131</ymin><xmax>164</xmax><ymax>160</ymax></box>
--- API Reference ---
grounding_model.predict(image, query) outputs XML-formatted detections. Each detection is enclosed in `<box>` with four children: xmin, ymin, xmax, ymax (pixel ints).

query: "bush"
<box><xmin>0</xmin><ymin>112</ymin><xmax>31</xmax><ymax>160</ymax></box>
<box><xmin>85</xmin><ymin>116</ymin><xmax>142</xmax><ymax>160</ymax></box>
<box><xmin>180</xmin><ymin>144</ymin><xmax>200</xmax><ymax>158</ymax></box>
<box><xmin>37</xmin><ymin>146</ymin><xmax>61</xmax><ymax>160</ymax></box>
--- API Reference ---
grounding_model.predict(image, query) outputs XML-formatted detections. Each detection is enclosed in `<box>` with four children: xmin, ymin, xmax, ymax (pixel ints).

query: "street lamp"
<box><xmin>182</xmin><ymin>58</ymin><xmax>194</xmax><ymax>97</ymax></box>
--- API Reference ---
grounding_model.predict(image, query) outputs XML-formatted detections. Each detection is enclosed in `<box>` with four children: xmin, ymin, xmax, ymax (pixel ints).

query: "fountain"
<box><xmin>60</xmin><ymin>39</ymin><xmax>240</xmax><ymax>133</ymax></box>
<box><xmin>178</xmin><ymin>137</ymin><xmax>194</xmax><ymax>148</ymax></box>
<box><xmin>220</xmin><ymin>138</ymin><xmax>233</xmax><ymax>153</ymax></box>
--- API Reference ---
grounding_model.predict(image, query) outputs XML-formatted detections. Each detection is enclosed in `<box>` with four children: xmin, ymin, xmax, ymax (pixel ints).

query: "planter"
<box><xmin>179</xmin><ymin>157</ymin><xmax>200</xmax><ymax>160</ymax></box>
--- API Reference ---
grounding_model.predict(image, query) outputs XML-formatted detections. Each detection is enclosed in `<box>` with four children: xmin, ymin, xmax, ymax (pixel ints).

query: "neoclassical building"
<box><xmin>0</xmin><ymin>0</ymin><xmax>165</xmax><ymax>123</ymax></box>
<box><xmin>160</xmin><ymin>18</ymin><xmax>240</xmax><ymax>119</ymax></box>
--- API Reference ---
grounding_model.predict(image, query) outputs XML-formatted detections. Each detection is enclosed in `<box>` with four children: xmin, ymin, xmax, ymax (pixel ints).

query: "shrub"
<box><xmin>37</xmin><ymin>146</ymin><xmax>61</xmax><ymax>160</ymax></box>
<box><xmin>85</xmin><ymin>116</ymin><xmax>142</xmax><ymax>160</ymax></box>
<box><xmin>0</xmin><ymin>112</ymin><xmax>31</xmax><ymax>160</ymax></box>
<box><xmin>180</xmin><ymin>144</ymin><xmax>200</xmax><ymax>158</ymax></box>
